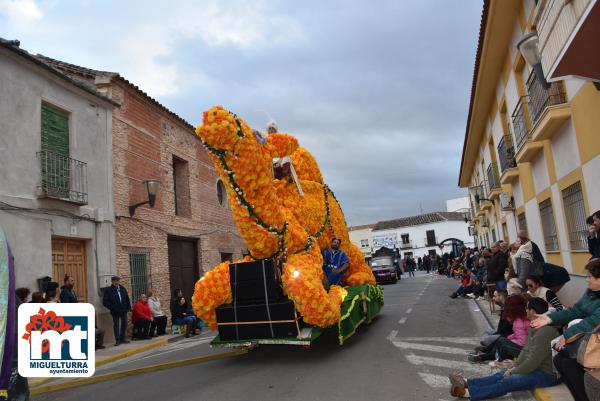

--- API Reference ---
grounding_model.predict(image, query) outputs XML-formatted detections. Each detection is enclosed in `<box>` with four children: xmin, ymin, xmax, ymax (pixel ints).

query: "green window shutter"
<box><xmin>41</xmin><ymin>103</ymin><xmax>70</xmax><ymax>198</ymax></box>
<box><xmin>41</xmin><ymin>103</ymin><xmax>69</xmax><ymax>156</ymax></box>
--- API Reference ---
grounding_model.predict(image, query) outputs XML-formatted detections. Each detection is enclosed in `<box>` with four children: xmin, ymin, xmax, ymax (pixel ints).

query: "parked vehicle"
<box><xmin>370</xmin><ymin>256</ymin><xmax>398</xmax><ymax>284</ymax></box>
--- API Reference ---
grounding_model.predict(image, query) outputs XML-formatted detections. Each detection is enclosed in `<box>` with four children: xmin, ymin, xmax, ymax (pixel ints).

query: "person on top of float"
<box><xmin>322</xmin><ymin>237</ymin><xmax>350</xmax><ymax>287</ymax></box>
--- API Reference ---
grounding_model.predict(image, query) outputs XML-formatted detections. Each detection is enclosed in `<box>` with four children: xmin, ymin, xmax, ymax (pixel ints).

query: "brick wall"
<box><xmin>109</xmin><ymin>81</ymin><xmax>245</xmax><ymax>327</ymax></box>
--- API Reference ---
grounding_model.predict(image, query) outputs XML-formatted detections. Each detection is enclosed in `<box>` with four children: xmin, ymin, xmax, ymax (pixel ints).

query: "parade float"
<box><xmin>191</xmin><ymin>106</ymin><xmax>383</xmax><ymax>348</ymax></box>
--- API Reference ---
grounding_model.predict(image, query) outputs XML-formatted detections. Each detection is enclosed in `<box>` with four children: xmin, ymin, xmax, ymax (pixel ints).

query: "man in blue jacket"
<box><xmin>102</xmin><ymin>276</ymin><xmax>131</xmax><ymax>346</ymax></box>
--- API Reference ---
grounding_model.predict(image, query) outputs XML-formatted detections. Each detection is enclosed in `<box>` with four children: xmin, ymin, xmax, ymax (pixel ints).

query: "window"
<box><xmin>220</xmin><ymin>252</ymin><xmax>233</xmax><ymax>263</ymax></box>
<box><xmin>129</xmin><ymin>253</ymin><xmax>148</xmax><ymax>301</ymax></box>
<box><xmin>491</xmin><ymin>228</ymin><xmax>497</xmax><ymax>243</ymax></box>
<box><xmin>360</xmin><ymin>239</ymin><xmax>369</xmax><ymax>248</ymax></box>
<box><xmin>401</xmin><ymin>234</ymin><xmax>410</xmax><ymax>244</ymax></box>
<box><xmin>502</xmin><ymin>223</ymin><xmax>509</xmax><ymax>243</ymax></box>
<box><xmin>562</xmin><ymin>181</ymin><xmax>587</xmax><ymax>250</ymax></box>
<box><xmin>217</xmin><ymin>179</ymin><xmax>226</xmax><ymax>206</ymax></box>
<box><xmin>539</xmin><ymin>199</ymin><xmax>559</xmax><ymax>251</ymax></box>
<box><xmin>172</xmin><ymin>156</ymin><xmax>191</xmax><ymax>217</ymax></box>
<box><xmin>517</xmin><ymin>212</ymin><xmax>528</xmax><ymax>232</ymax></box>
<box><xmin>41</xmin><ymin>103</ymin><xmax>70</xmax><ymax>199</ymax></box>
<box><xmin>425</xmin><ymin>230</ymin><xmax>436</xmax><ymax>246</ymax></box>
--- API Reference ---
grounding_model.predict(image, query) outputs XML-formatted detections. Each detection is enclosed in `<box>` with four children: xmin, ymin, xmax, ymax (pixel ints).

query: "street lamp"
<box><xmin>517</xmin><ymin>32</ymin><xmax>550</xmax><ymax>89</ymax></box>
<box><xmin>129</xmin><ymin>179</ymin><xmax>160</xmax><ymax>216</ymax></box>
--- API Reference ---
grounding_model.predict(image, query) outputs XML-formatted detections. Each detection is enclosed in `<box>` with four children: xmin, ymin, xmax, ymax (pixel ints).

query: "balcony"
<box><xmin>486</xmin><ymin>162</ymin><xmax>501</xmax><ymax>200</ymax></box>
<box><xmin>399</xmin><ymin>240</ymin><xmax>413</xmax><ymax>249</ymax></box>
<box><xmin>424</xmin><ymin>237</ymin><xmax>437</xmax><ymax>247</ymax></box>
<box><xmin>497</xmin><ymin>135</ymin><xmax>519</xmax><ymax>184</ymax></box>
<box><xmin>38</xmin><ymin>150</ymin><xmax>88</xmax><ymax>205</ymax></box>
<box><xmin>512</xmin><ymin>96</ymin><xmax>543</xmax><ymax>163</ymax></box>
<box><xmin>527</xmin><ymin>70</ymin><xmax>567</xmax><ymax>125</ymax></box>
<box><xmin>527</xmin><ymin>72</ymin><xmax>570</xmax><ymax>142</ymax></box>
<box><xmin>513</xmin><ymin>72</ymin><xmax>569</xmax><ymax>163</ymax></box>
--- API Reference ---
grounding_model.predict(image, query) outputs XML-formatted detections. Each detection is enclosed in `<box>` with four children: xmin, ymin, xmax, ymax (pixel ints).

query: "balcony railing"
<box><xmin>486</xmin><ymin>162</ymin><xmax>500</xmax><ymax>194</ymax></box>
<box><xmin>497</xmin><ymin>135</ymin><xmax>517</xmax><ymax>172</ymax></box>
<box><xmin>424</xmin><ymin>236</ymin><xmax>437</xmax><ymax>247</ymax></box>
<box><xmin>38</xmin><ymin>150</ymin><xmax>88</xmax><ymax>205</ymax></box>
<box><xmin>526</xmin><ymin>71</ymin><xmax>567</xmax><ymax>125</ymax></box>
<box><xmin>512</xmin><ymin>96</ymin><xmax>531</xmax><ymax>153</ymax></box>
<box><xmin>399</xmin><ymin>240</ymin><xmax>413</xmax><ymax>249</ymax></box>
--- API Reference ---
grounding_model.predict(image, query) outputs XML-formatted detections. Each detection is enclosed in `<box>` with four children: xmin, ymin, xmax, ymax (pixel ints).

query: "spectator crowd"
<box><xmin>444</xmin><ymin>210</ymin><xmax>600</xmax><ymax>401</ymax></box>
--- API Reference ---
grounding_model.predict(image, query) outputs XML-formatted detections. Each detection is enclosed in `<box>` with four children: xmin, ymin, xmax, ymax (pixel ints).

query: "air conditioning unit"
<box><xmin>500</xmin><ymin>193</ymin><xmax>514</xmax><ymax>211</ymax></box>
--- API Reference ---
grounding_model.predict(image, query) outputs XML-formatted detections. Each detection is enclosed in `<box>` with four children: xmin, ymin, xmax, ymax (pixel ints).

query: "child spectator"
<box><xmin>469</xmin><ymin>295</ymin><xmax>529</xmax><ymax>363</ymax></box>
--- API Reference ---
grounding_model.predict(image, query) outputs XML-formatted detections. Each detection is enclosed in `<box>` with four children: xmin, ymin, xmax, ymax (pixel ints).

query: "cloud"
<box><xmin>0</xmin><ymin>0</ymin><xmax>42</xmax><ymax>24</ymax></box>
<box><xmin>1</xmin><ymin>0</ymin><xmax>482</xmax><ymax>225</ymax></box>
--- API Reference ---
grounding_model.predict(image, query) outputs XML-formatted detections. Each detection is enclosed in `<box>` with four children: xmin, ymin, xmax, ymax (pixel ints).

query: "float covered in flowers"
<box><xmin>191</xmin><ymin>106</ymin><xmax>378</xmax><ymax>333</ymax></box>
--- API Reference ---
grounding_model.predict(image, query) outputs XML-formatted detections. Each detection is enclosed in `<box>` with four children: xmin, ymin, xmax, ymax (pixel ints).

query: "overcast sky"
<box><xmin>1</xmin><ymin>0</ymin><xmax>482</xmax><ymax>226</ymax></box>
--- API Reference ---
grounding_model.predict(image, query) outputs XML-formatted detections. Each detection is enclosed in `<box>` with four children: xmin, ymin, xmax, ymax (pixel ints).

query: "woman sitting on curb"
<box><xmin>468</xmin><ymin>295</ymin><xmax>529</xmax><ymax>363</ymax></box>
<box><xmin>449</xmin><ymin>297</ymin><xmax>560</xmax><ymax>400</ymax></box>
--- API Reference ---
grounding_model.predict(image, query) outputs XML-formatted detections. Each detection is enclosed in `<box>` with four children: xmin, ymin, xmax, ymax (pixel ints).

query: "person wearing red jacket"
<box><xmin>131</xmin><ymin>294</ymin><xmax>153</xmax><ymax>340</ymax></box>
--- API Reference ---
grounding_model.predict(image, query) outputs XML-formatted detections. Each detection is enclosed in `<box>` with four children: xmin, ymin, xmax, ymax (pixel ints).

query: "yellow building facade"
<box><xmin>459</xmin><ymin>0</ymin><xmax>600</xmax><ymax>306</ymax></box>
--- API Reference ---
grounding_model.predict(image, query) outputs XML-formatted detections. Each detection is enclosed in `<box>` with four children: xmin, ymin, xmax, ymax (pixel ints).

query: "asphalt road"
<box><xmin>34</xmin><ymin>272</ymin><xmax>535</xmax><ymax>401</ymax></box>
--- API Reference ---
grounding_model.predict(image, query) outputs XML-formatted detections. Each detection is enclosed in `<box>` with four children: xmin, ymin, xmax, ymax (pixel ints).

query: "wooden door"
<box><xmin>51</xmin><ymin>238</ymin><xmax>87</xmax><ymax>302</ymax></box>
<box><xmin>168</xmin><ymin>238</ymin><xmax>198</xmax><ymax>302</ymax></box>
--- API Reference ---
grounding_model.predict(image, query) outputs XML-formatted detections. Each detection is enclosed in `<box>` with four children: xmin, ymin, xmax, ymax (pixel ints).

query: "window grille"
<box><xmin>561</xmin><ymin>182</ymin><xmax>587</xmax><ymax>250</ymax></box>
<box><xmin>129</xmin><ymin>253</ymin><xmax>148</xmax><ymax>301</ymax></box>
<box><xmin>539</xmin><ymin>199</ymin><xmax>559</xmax><ymax>251</ymax></box>
<box><xmin>517</xmin><ymin>212</ymin><xmax>528</xmax><ymax>232</ymax></box>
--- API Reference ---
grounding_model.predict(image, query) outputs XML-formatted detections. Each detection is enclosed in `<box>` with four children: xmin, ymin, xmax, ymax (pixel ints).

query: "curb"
<box><xmin>30</xmin><ymin>349</ymin><xmax>248</xmax><ymax>396</ymax></box>
<box><xmin>534</xmin><ymin>388</ymin><xmax>555</xmax><ymax>401</ymax></box>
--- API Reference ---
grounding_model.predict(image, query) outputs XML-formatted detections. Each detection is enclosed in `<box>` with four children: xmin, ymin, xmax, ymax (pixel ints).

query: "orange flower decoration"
<box><xmin>192</xmin><ymin>106</ymin><xmax>375</xmax><ymax>329</ymax></box>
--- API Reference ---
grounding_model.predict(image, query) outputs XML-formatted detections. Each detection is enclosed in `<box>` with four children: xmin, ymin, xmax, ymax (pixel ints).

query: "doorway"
<box><xmin>168</xmin><ymin>237</ymin><xmax>199</xmax><ymax>302</ymax></box>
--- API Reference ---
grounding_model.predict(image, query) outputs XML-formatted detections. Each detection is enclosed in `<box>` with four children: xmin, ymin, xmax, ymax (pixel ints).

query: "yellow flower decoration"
<box><xmin>192</xmin><ymin>106</ymin><xmax>375</xmax><ymax>329</ymax></box>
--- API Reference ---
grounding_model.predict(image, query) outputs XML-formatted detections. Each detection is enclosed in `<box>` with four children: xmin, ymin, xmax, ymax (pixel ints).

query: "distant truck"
<box><xmin>370</xmin><ymin>255</ymin><xmax>399</xmax><ymax>284</ymax></box>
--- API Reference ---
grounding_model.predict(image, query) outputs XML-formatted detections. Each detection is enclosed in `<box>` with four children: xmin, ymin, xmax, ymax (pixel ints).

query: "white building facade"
<box><xmin>350</xmin><ymin>212</ymin><xmax>475</xmax><ymax>260</ymax></box>
<box><xmin>371</xmin><ymin>212</ymin><xmax>474</xmax><ymax>259</ymax></box>
<box><xmin>0</xmin><ymin>39</ymin><xmax>117</xmax><ymax>309</ymax></box>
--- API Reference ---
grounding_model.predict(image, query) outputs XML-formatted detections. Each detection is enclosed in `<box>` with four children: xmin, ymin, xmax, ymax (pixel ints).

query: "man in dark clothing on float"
<box><xmin>102</xmin><ymin>276</ymin><xmax>132</xmax><ymax>346</ymax></box>
<box><xmin>59</xmin><ymin>274</ymin><xmax>77</xmax><ymax>303</ymax></box>
<box><xmin>486</xmin><ymin>241</ymin><xmax>508</xmax><ymax>290</ymax></box>
<box><xmin>587</xmin><ymin>212</ymin><xmax>600</xmax><ymax>259</ymax></box>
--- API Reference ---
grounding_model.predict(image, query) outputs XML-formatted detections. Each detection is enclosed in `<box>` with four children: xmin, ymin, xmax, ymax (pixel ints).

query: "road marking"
<box><xmin>398</xmin><ymin>317</ymin><xmax>407</xmax><ymax>324</ymax></box>
<box><xmin>405</xmin><ymin>354</ymin><xmax>492</xmax><ymax>375</ymax></box>
<box><xmin>406</xmin><ymin>308</ymin><xmax>413</xmax><ymax>314</ymax></box>
<box><xmin>398</xmin><ymin>337</ymin><xmax>481</xmax><ymax>346</ymax></box>
<box><xmin>387</xmin><ymin>330</ymin><xmax>398</xmax><ymax>341</ymax></box>
<box><xmin>418</xmin><ymin>372</ymin><xmax>450</xmax><ymax>388</ymax></box>
<box><xmin>392</xmin><ymin>341</ymin><xmax>470</xmax><ymax>355</ymax></box>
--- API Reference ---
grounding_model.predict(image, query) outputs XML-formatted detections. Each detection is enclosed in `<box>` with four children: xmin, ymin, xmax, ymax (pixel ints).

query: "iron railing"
<box><xmin>38</xmin><ymin>150</ymin><xmax>88</xmax><ymax>205</ymax></box>
<box><xmin>526</xmin><ymin>70</ymin><xmax>567</xmax><ymax>125</ymax></box>
<box><xmin>512</xmin><ymin>96</ymin><xmax>531</xmax><ymax>153</ymax></box>
<box><xmin>486</xmin><ymin>162</ymin><xmax>500</xmax><ymax>194</ymax></box>
<box><xmin>424</xmin><ymin>236</ymin><xmax>437</xmax><ymax>247</ymax></box>
<box><xmin>497</xmin><ymin>135</ymin><xmax>517</xmax><ymax>172</ymax></box>
<box><xmin>399</xmin><ymin>240</ymin><xmax>413</xmax><ymax>249</ymax></box>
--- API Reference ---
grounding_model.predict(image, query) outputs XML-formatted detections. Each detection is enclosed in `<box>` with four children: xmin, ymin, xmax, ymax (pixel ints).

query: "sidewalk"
<box><xmin>474</xmin><ymin>298</ymin><xmax>574</xmax><ymax>401</ymax></box>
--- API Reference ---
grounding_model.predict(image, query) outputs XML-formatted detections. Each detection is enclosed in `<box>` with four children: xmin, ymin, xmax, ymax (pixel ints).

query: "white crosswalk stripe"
<box><xmin>387</xmin><ymin>333</ymin><xmax>535</xmax><ymax>401</ymax></box>
<box><xmin>393</xmin><ymin>341</ymin><xmax>471</xmax><ymax>355</ymax></box>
